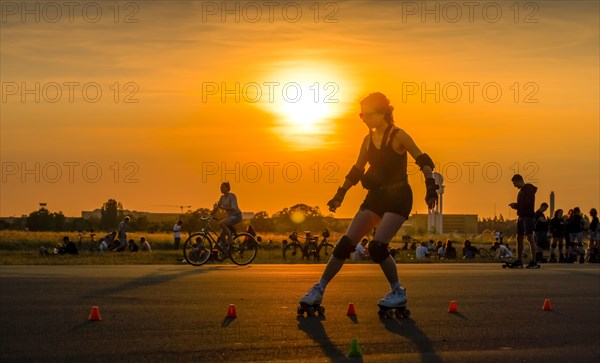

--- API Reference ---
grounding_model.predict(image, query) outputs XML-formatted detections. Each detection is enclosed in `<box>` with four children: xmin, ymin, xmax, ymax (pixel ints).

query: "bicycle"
<box><xmin>282</xmin><ymin>229</ymin><xmax>334</xmax><ymax>263</ymax></box>
<box><xmin>77</xmin><ymin>231</ymin><xmax>96</xmax><ymax>251</ymax></box>
<box><xmin>182</xmin><ymin>215</ymin><xmax>258</xmax><ymax>266</ymax></box>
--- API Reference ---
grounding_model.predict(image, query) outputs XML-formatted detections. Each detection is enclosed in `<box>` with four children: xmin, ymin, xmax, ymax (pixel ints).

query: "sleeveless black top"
<box><xmin>361</xmin><ymin>125</ymin><xmax>408</xmax><ymax>190</ymax></box>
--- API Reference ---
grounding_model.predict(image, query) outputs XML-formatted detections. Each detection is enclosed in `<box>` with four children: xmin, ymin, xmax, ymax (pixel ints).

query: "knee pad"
<box><xmin>332</xmin><ymin>235</ymin><xmax>355</xmax><ymax>260</ymax></box>
<box><xmin>368</xmin><ymin>240</ymin><xmax>390</xmax><ymax>263</ymax></box>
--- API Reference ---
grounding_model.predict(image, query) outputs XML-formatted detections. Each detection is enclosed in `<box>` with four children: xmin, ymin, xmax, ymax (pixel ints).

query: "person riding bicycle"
<box><xmin>210</xmin><ymin>182</ymin><xmax>243</xmax><ymax>248</ymax></box>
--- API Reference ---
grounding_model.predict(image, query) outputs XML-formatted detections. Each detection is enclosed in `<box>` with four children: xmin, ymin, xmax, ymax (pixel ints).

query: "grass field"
<box><xmin>0</xmin><ymin>230</ymin><xmax>505</xmax><ymax>265</ymax></box>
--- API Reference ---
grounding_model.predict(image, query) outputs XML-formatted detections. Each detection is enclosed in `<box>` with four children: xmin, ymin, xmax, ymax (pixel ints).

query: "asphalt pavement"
<box><xmin>1</xmin><ymin>263</ymin><xmax>599</xmax><ymax>362</ymax></box>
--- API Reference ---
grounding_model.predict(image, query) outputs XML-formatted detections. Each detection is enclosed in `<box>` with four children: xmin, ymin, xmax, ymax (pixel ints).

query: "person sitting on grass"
<box><xmin>462</xmin><ymin>240</ymin><xmax>479</xmax><ymax>259</ymax></box>
<box><xmin>56</xmin><ymin>236</ymin><xmax>78</xmax><ymax>255</ymax></box>
<box><xmin>436</xmin><ymin>240</ymin><xmax>444</xmax><ymax>258</ymax></box>
<box><xmin>444</xmin><ymin>240</ymin><xmax>457</xmax><ymax>259</ymax></box>
<box><xmin>99</xmin><ymin>231</ymin><xmax>117</xmax><ymax>252</ymax></box>
<box><xmin>353</xmin><ymin>238</ymin><xmax>370</xmax><ymax>261</ymax></box>
<box><xmin>140</xmin><ymin>237</ymin><xmax>152</xmax><ymax>252</ymax></box>
<box><xmin>415</xmin><ymin>241</ymin><xmax>429</xmax><ymax>260</ymax></box>
<box><xmin>128</xmin><ymin>239</ymin><xmax>139</xmax><ymax>252</ymax></box>
<box><xmin>491</xmin><ymin>241</ymin><xmax>513</xmax><ymax>259</ymax></box>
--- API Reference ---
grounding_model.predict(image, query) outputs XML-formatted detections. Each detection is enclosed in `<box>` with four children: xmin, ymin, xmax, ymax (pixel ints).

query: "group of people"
<box><xmin>411</xmin><ymin>240</ymin><xmax>465</xmax><ymax>260</ymax></box>
<box><xmin>507</xmin><ymin>174</ymin><xmax>598</xmax><ymax>268</ymax></box>
<box><xmin>39</xmin><ymin>236</ymin><xmax>79</xmax><ymax>256</ymax></box>
<box><xmin>97</xmin><ymin>220</ymin><xmax>152</xmax><ymax>253</ymax></box>
<box><xmin>532</xmin><ymin>204</ymin><xmax>598</xmax><ymax>263</ymax></box>
<box><xmin>36</xmin><ymin>92</ymin><xmax>592</xmax><ymax>315</ymax></box>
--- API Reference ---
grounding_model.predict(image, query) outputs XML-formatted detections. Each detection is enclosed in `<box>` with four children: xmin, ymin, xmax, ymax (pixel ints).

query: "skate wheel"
<box><xmin>402</xmin><ymin>309</ymin><xmax>411</xmax><ymax>318</ymax></box>
<box><xmin>306</xmin><ymin>306</ymin><xmax>316</xmax><ymax>316</ymax></box>
<box><xmin>384</xmin><ymin>309</ymin><xmax>395</xmax><ymax>319</ymax></box>
<box><xmin>297</xmin><ymin>306</ymin><xmax>304</xmax><ymax>315</ymax></box>
<box><xmin>317</xmin><ymin>306</ymin><xmax>325</xmax><ymax>315</ymax></box>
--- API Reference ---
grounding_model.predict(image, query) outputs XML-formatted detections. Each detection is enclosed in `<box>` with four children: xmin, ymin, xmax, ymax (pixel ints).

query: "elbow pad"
<box><xmin>345</xmin><ymin>166</ymin><xmax>364</xmax><ymax>186</ymax></box>
<box><xmin>415</xmin><ymin>153</ymin><xmax>435</xmax><ymax>171</ymax></box>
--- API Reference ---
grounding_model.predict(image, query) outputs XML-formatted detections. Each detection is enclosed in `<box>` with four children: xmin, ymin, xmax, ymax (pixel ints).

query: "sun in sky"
<box><xmin>256</xmin><ymin>60</ymin><xmax>357</xmax><ymax>149</ymax></box>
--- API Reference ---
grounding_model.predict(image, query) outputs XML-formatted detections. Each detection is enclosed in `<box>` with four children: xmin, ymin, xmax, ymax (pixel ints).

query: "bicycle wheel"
<box><xmin>318</xmin><ymin>243</ymin><xmax>334</xmax><ymax>260</ymax></box>
<box><xmin>478</xmin><ymin>248</ymin><xmax>493</xmax><ymax>260</ymax></box>
<box><xmin>183</xmin><ymin>233</ymin><xmax>212</xmax><ymax>266</ymax></box>
<box><xmin>283</xmin><ymin>243</ymin><xmax>303</xmax><ymax>263</ymax></box>
<box><xmin>229</xmin><ymin>232</ymin><xmax>258</xmax><ymax>266</ymax></box>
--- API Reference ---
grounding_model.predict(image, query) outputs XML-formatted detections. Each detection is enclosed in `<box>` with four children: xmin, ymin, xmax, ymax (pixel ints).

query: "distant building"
<box><xmin>406</xmin><ymin>213</ymin><xmax>478</xmax><ymax>235</ymax></box>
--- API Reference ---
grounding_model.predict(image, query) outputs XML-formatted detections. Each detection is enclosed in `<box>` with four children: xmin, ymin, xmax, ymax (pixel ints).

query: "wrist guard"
<box><xmin>425</xmin><ymin>178</ymin><xmax>438</xmax><ymax>205</ymax></box>
<box><xmin>327</xmin><ymin>187</ymin><xmax>347</xmax><ymax>209</ymax></box>
<box><xmin>345</xmin><ymin>166</ymin><xmax>364</xmax><ymax>186</ymax></box>
<box><xmin>415</xmin><ymin>153</ymin><xmax>435</xmax><ymax>171</ymax></box>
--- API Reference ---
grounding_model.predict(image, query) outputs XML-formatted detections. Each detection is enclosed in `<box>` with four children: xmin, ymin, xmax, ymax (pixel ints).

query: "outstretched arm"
<box><xmin>210</xmin><ymin>198</ymin><xmax>221</xmax><ymax>215</ymax></box>
<box><xmin>327</xmin><ymin>135</ymin><xmax>370</xmax><ymax>212</ymax></box>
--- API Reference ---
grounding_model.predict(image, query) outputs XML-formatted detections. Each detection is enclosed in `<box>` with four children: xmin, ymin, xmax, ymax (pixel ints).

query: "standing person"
<box><xmin>173</xmin><ymin>220</ymin><xmax>183</xmax><ymax>250</ymax></box>
<box><xmin>298</xmin><ymin>92</ymin><xmax>438</xmax><ymax>315</ymax></box>
<box><xmin>508</xmin><ymin>174</ymin><xmax>540</xmax><ymax>268</ymax></box>
<box><xmin>568</xmin><ymin>207</ymin><xmax>585</xmax><ymax>263</ymax></box>
<box><xmin>588</xmin><ymin>208</ymin><xmax>599</xmax><ymax>263</ymax></box>
<box><xmin>533</xmin><ymin>202</ymin><xmax>549</xmax><ymax>263</ymax></box>
<box><xmin>549</xmin><ymin>209</ymin><xmax>565</xmax><ymax>262</ymax></box>
<box><xmin>114</xmin><ymin>216</ymin><xmax>130</xmax><ymax>252</ymax></box>
<box><xmin>210</xmin><ymin>182</ymin><xmax>243</xmax><ymax>247</ymax></box>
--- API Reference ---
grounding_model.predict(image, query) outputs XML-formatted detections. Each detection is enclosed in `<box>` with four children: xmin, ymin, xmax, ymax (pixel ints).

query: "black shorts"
<box><xmin>517</xmin><ymin>217</ymin><xmax>535</xmax><ymax>235</ymax></box>
<box><xmin>360</xmin><ymin>184</ymin><xmax>412</xmax><ymax>219</ymax></box>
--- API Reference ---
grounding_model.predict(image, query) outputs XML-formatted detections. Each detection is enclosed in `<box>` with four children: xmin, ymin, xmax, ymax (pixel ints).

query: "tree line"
<box><xmin>1</xmin><ymin>198</ymin><xmax>524</xmax><ymax>236</ymax></box>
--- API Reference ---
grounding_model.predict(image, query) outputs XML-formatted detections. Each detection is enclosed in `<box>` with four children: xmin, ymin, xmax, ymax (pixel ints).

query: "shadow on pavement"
<box><xmin>448</xmin><ymin>312</ymin><xmax>469</xmax><ymax>320</ymax></box>
<box><xmin>83</xmin><ymin>265</ymin><xmax>231</xmax><ymax>298</ymax></box>
<box><xmin>297</xmin><ymin>316</ymin><xmax>363</xmax><ymax>362</ymax></box>
<box><xmin>347</xmin><ymin>315</ymin><xmax>359</xmax><ymax>324</ymax></box>
<box><xmin>380</xmin><ymin>317</ymin><xmax>441</xmax><ymax>363</ymax></box>
<box><xmin>221</xmin><ymin>316</ymin><xmax>236</xmax><ymax>327</ymax></box>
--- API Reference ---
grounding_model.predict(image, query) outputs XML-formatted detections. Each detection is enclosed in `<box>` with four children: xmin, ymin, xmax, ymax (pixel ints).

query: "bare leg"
<box><xmin>373</xmin><ymin>213</ymin><xmax>407</xmax><ymax>288</ymax></box>
<box><xmin>320</xmin><ymin>209</ymin><xmax>380</xmax><ymax>284</ymax></box>
<box><xmin>517</xmin><ymin>234</ymin><xmax>524</xmax><ymax>262</ymax></box>
<box><xmin>526</xmin><ymin>233</ymin><xmax>536</xmax><ymax>263</ymax></box>
<box><xmin>219</xmin><ymin>220</ymin><xmax>233</xmax><ymax>243</ymax></box>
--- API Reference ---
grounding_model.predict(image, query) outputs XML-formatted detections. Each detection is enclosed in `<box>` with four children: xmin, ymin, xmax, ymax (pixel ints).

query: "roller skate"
<box><xmin>502</xmin><ymin>260</ymin><xmax>523</xmax><ymax>268</ymax></box>
<box><xmin>526</xmin><ymin>261</ymin><xmax>541</xmax><ymax>269</ymax></box>
<box><xmin>377</xmin><ymin>286</ymin><xmax>410</xmax><ymax>319</ymax></box>
<box><xmin>297</xmin><ymin>283</ymin><xmax>325</xmax><ymax>317</ymax></box>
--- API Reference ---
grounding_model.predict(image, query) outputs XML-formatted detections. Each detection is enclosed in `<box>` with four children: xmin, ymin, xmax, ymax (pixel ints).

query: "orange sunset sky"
<box><xmin>1</xmin><ymin>0</ymin><xmax>599</xmax><ymax>220</ymax></box>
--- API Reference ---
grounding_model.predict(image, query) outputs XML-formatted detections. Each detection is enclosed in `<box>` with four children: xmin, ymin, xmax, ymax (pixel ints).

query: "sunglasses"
<box><xmin>359</xmin><ymin>111</ymin><xmax>380</xmax><ymax>120</ymax></box>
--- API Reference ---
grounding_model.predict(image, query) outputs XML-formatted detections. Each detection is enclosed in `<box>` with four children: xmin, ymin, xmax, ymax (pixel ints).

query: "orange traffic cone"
<box><xmin>88</xmin><ymin>306</ymin><xmax>102</xmax><ymax>321</ymax></box>
<box><xmin>346</xmin><ymin>303</ymin><xmax>357</xmax><ymax>316</ymax></box>
<box><xmin>227</xmin><ymin>304</ymin><xmax>237</xmax><ymax>318</ymax></box>
<box><xmin>542</xmin><ymin>298</ymin><xmax>553</xmax><ymax>311</ymax></box>
<box><xmin>448</xmin><ymin>301</ymin><xmax>458</xmax><ymax>313</ymax></box>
